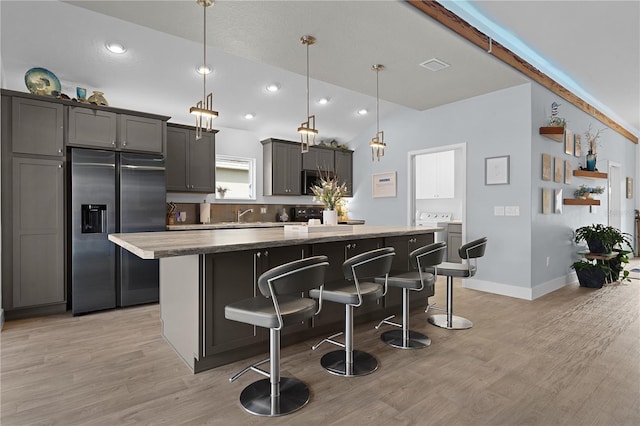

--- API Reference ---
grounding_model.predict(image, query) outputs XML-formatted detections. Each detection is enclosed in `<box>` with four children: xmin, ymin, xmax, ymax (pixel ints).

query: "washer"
<box><xmin>416</xmin><ymin>211</ymin><xmax>452</xmax><ymax>260</ymax></box>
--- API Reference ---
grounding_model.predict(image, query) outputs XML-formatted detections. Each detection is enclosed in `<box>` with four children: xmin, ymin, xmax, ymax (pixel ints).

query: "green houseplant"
<box><xmin>573</xmin><ymin>224</ymin><xmax>634</xmax><ymax>284</ymax></box>
<box><xmin>571</xmin><ymin>260</ymin><xmax>610</xmax><ymax>288</ymax></box>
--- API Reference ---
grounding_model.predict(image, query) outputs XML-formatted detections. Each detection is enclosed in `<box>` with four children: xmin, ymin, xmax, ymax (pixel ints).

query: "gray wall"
<box><xmin>348</xmin><ymin>84</ymin><xmax>534</xmax><ymax>297</ymax></box>
<box><xmin>530</xmin><ymin>83</ymin><xmax>637</xmax><ymax>293</ymax></box>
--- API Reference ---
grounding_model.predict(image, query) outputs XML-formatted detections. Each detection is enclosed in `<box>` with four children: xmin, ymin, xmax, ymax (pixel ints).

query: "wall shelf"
<box><xmin>573</xmin><ymin>169</ymin><xmax>608</xmax><ymax>179</ymax></box>
<box><xmin>564</xmin><ymin>198</ymin><xmax>600</xmax><ymax>206</ymax></box>
<box><xmin>539</xmin><ymin>126</ymin><xmax>565</xmax><ymax>143</ymax></box>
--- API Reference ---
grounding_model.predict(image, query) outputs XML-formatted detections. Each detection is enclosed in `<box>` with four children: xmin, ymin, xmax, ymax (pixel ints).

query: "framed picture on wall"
<box><xmin>564</xmin><ymin>161</ymin><xmax>572</xmax><ymax>184</ymax></box>
<box><xmin>574</xmin><ymin>134</ymin><xmax>582</xmax><ymax>157</ymax></box>
<box><xmin>627</xmin><ymin>177</ymin><xmax>633</xmax><ymax>199</ymax></box>
<box><xmin>372</xmin><ymin>171</ymin><xmax>396</xmax><ymax>198</ymax></box>
<box><xmin>555</xmin><ymin>189</ymin><xmax>563</xmax><ymax>214</ymax></box>
<box><xmin>554</xmin><ymin>156</ymin><xmax>563</xmax><ymax>183</ymax></box>
<box><xmin>485</xmin><ymin>155</ymin><xmax>510</xmax><ymax>185</ymax></box>
<box><xmin>542</xmin><ymin>153</ymin><xmax>551</xmax><ymax>181</ymax></box>
<box><xmin>542</xmin><ymin>188</ymin><xmax>552</xmax><ymax>214</ymax></box>
<box><xmin>564</xmin><ymin>129</ymin><xmax>573</xmax><ymax>155</ymax></box>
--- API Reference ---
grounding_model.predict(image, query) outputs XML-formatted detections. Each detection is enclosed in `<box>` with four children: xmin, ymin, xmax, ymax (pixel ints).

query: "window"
<box><xmin>215</xmin><ymin>155</ymin><xmax>256</xmax><ymax>200</ymax></box>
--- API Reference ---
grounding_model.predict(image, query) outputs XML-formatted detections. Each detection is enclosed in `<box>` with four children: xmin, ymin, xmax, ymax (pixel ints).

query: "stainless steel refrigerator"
<box><xmin>70</xmin><ymin>148</ymin><xmax>166</xmax><ymax>315</ymax></box>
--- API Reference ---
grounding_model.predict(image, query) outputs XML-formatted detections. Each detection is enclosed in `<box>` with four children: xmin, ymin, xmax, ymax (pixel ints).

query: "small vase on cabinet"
<box><xmin>322</xmin><ymin>209</ymin><xmax>338</xmax><ymax>226</ymax></box>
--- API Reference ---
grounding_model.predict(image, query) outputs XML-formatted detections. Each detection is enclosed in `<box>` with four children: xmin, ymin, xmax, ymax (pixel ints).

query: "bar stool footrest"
<box><xmin>320</xmin><ymin>349</ymin><xmax>378</xmax><ymax>377</ymax></box>
<box><xmin>380</xmin><ymin>329</ymin><xmax>431</xmax><ymax>349</ymax></box>
<box><xmin>239</xmin><ymin>377</ymin><xmax>310</xmax><ymax>417</ymax></box>
<box><xmin>428</xmin><ymin>314</ymin><xmax>473</xmax><ymax>330</ymax></box>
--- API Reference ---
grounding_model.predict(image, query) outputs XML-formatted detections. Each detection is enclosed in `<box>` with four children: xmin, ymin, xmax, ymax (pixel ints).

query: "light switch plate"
<box><xmin>505</xmin><ymin>206</ymin><xmax>520</xmax><ymax>216</ymax></box>
<box><xmin>494</xmin><ymin>206</ymin><xmax>505</xmax><ymax>216</ymax></box>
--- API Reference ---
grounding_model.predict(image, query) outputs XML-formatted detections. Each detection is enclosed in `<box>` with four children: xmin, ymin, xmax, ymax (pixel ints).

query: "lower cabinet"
<box><xmin>203</xmin><ymin>245</ymin><xmax>307</xmax><ymax>356</ymax></box>
<box><xmin>447</xmin><ymin>223</ymin><xmax>463</xmax><ymax>262</ymax></box>
<box><xmin>310</xmin><ymin>238</ymin><xmax>383</xmax><ymax>327</ymax></box>
<box><xmin>383</xmin><ymin>233</ymin><xmax>435</xmax><ymax>310</ymax></box>
<box><xmin>10</xmin><ymin>157</ymin><xmax>65</xmax><ymax>308</ymax></box>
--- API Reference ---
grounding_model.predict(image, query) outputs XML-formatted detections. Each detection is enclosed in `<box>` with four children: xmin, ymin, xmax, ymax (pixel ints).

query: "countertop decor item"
<box><xmin>24</xmin><ymin>67</ymin><xmax>61</xmax><ymax>96</ymax></box>
<box><xmin>310</xmin><ymin>173</ymin><xmax>347</xmax><ymax>212</ymax></box>
<box><xmin>87</xmin><ymin>91</ymin><xmax>109</xmax><ymax>106</ymax></box>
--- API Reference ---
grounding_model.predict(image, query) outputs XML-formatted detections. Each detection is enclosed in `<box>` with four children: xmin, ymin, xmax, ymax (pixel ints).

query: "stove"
<box><xmin>291</xmin><ymin>206</ymin><xmax>324</xmax><ymax>222</ymax></box>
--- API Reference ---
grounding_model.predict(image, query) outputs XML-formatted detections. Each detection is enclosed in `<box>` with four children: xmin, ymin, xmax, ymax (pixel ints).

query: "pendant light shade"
<box><xmin>190</xmin><ymin>0</ymin><xmax>218</xmax><ymax>140</ymax></box>
<box><xmin>370</xmin><ymin>64</ymin><xmax>386</xmax><ymax>161</ymax></box>
<box><xmin>298</xmin><ymin>35</ymin><xmax>317</xmax><ymax>153</ymax></box>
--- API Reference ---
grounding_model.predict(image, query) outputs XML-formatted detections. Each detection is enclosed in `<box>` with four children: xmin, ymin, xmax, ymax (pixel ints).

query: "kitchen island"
<box><xmin>109</xmin><ymin>225</ymin><xmax>440</xmax><ymax>372</ymax></box>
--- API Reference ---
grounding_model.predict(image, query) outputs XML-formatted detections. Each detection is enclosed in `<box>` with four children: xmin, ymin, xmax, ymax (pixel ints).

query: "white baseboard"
<box><xmin>464</xmin><ymin>273</ymin><xmax>577</xmax><ymax>301</ymax></box>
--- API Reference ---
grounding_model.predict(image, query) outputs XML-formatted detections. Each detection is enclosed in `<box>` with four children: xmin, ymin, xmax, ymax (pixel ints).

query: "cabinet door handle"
<box><xmin>58</xmin><ymin>164</ymin><xmax>63</xmax><ymax>169</ymax></box>
<box><xmin>353</xmin><ymin>243</ymin><xmax>357</xmax><ymax>248</ymax></box>
<box><xmin>58</xmin><ymin>148</ymin><xmax>62</xmax><ymax>154</ymax></box>
<box><xmin>122</xmin><ymin>140</ymin><xmax>127</xmax><ymax>147</ymax></box>
<box><xmin>264</xmin><ymin>250</ymin><xmax>269</xmax><ymax>257</ymax></box>
<box><xmin>112</xmin><ymin>141</ymin><xmax>116</xmax><ymax>146</ymax></box>
<box><xmin>346</xmin><ymin>244</ymin><xmax>351</xmax><ymax>249</ymax></box>
<box><xmin>256</xmin><ymin>252</ymin><xmax>261</xmax><ymax>258</ymax></box>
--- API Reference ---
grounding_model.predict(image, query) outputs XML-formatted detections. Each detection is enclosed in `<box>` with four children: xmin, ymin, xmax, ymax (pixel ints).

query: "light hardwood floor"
<box><xmin>2</xmin><ymin>272</ymin><xmax>639</xmax><ymax>425</ymax></box>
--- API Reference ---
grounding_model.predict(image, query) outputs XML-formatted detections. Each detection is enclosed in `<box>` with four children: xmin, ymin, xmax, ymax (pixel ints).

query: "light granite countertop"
<box><xmin>109</xmin><ymin>225</ymin><xmax>442</xmax><ymax>259</ymax></box>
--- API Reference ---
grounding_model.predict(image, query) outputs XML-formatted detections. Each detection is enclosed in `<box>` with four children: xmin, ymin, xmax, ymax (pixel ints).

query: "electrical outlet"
<box><xmin>260</xmin><ymin>207</ymin><xmax>267</xmax><ymax>214</ymax></box>
<box><xmin>494</xmin><ymin>206</ymin><xmax>505</xmax><ymax>216</ymax></box>
<box><xmin>546</xmin><ymin>256</ymin><xmax>550</xmax><ymax>267</ymax></box>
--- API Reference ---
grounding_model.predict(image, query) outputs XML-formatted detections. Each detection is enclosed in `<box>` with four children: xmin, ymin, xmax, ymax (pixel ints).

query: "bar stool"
<box><xmin>374</xmin><ymin>241</ymin><xmax>446</xmax><ymax>349</ymax></box>
<box><xmin>425</xmin><ymin>237</ymin><xmax>487</xmax><ymax>330</ymax></box>
<box><xmin>309</xmin><ymin>247</ymin><xmax>395</xmax><ymax>377</ymax></box>
<box><xmin>225</xmin><ymin>256</ymin><xmax>329</xmax><ymax>417</ymax></box>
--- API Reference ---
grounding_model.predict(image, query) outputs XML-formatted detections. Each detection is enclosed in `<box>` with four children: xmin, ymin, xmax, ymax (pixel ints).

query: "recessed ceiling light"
<box><xmin>318</xmin><ymin>97</ymin><xmax>329</xmax><ymax>105</ymax></box>
<box><xmin>244</xmin><ymin>113</ymin><xmax>255</xmax><ymax>119</ymax></box>
<box><xmin>266</xmin><ymin>83</ymin><xmax>280</xmax><ymax>92</ymax></box>
<box><xmin>357</xmin><ymin>108</ymin><xmax>368</xmax><ymax>116</ymax></box>
<box><xmin>419</xmin><ymin>58</ymin><xmax>450</xmax><ymax>72</ymax></box>
<box><xmin>196</xmin><ymin>64</ymin><xmax>212</xmax><ymax>75</ymax></box>
<box><xmin>105</xmin><ymin>42</ymin><xmax>126</xmax><ymax>54</ymax></box>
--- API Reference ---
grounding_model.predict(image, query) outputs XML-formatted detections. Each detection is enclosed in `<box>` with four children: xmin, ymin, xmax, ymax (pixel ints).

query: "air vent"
<box><xmin>419</xmin><ymin>58</ymin><xmax>450</xmax><ymax>72</ymax></box>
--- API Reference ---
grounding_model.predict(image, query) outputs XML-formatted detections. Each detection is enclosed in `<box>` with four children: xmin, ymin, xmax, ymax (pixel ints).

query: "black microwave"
<box><xmin>301</xmin><ymin>169</ymin><xmax>333</xmax><ymax>195</ymax></box>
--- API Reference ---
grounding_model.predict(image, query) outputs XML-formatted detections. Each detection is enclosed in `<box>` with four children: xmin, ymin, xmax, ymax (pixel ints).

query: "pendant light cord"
<box><xmin>203</xmin><ymin>3</ymin><xmax>207</xmax><ymax>103</ymax></box>
<box><xmin>376</xmin><ymin>67</ymin><xmax>380</xmax><ymax>134</ymax></box>
<box><xmin>306</xmin><ymin>41</ymin><xmax>310</xmax><ymax>118</ymax></box>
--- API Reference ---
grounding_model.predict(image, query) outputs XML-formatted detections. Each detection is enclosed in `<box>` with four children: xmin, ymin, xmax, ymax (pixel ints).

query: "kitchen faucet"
<box><xmin>237</xmin><ymin>208</ymin><xmax>254</xmax><ymax>222</ymax></box>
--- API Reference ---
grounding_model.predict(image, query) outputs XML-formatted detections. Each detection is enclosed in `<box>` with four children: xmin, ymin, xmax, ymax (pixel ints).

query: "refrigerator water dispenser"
<box><xmin>81</xmin><ymin>204</ymin><xmax>107</xmax><ymax>233</ymax></box>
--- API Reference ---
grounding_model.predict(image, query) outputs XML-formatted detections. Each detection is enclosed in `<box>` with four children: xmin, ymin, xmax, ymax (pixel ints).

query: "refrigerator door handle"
<box><xmin>120</xmin><ymin>164</ymin><xmax>166</xmax><ymax>171</ymax></box>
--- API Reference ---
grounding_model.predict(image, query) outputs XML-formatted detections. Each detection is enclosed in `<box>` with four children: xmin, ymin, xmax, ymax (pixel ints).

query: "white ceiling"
<box><xmin>1</xmin><ymin>1</ymin><xmax>637</xmax><ymax>143</ymax></box>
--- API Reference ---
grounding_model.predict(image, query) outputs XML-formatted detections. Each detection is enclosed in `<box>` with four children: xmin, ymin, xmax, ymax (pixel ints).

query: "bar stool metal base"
<box><xmin>428</xmin><ymin>314</ymin><xmax>473</xmax><ymax>330</ymax></box>
<box><xmin>380</xmin><ymin>329</ymin><xmax>431</xmax><ymax>349</ymax></box>
<box><xmin>320</xmin><ymin>349</ymin><xmax>378</xmax><ymax>377</ymax></box>
<box><xmin>239</xmin><ymin>377</ymin><xmax>310</xmax><ymax>417</ymax></box>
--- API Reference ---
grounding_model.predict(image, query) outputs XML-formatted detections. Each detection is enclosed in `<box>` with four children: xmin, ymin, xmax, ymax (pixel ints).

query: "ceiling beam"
<box><xmin>407</xmin><ymin>0</ymin><xmax>638</xmax><ymax>144</ymax></box>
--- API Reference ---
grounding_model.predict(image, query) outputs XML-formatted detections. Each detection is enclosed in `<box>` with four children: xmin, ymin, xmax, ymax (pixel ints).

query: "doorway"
<box><xmin>407</xmin><ymin>143</ymin><xmax>466</xmax><ymax>249</ymax></box>
<box><xmin>608</xmin><ymin>161</ymin><xmax>621</xmax><ymax>229</ymax></box>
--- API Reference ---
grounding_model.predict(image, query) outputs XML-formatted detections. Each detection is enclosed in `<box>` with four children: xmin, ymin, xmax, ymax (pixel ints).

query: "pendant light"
<box><xmin>370</xmin><ymin>64</ymin><xmax>386</xmax><ymax>161</ymax></box>
<box><xmin>189</xmin><ymin>0</ymin><xmax>218</xmax><ymax>140</ymax></box>
<box><xmin>297</xmin><ymin>35</ymin><xmax>318</xmax><ymax>153</ymax></box>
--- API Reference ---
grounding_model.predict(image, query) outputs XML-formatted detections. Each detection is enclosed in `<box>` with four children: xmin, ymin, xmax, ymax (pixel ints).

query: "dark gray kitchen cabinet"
<box><xmin>310</xmin><ymin>238</ymin><xmax>383</xmax><ymax>327</ymax></box>
<box><xmin>117</xmin><ymin>114</ymin><xmax>164</xmax><ymax>153</ymax></box>
<box><xmin>166</xmin><ymin>125</ymin><xmax>216</xmax><ymax>192</ymax></box>
<box><xmin>11</xmin><ymin>156</ymin><xmax>65</xmax><ymax>308</ymax></box>
<box><xmin>383</xmin><ymin>233</ymin><xmax>435</xmax><ymax>310</ymax></box>
<box><xmin>11</xmin><ymin>97</ymin><xmax>64</xmax><ymax>157</ymax></box>
<box><xmin>262</xmin><ymin>139</ymin><xmax>301</xmax><ymax>195</ymax></box>
<box><xmin>203</xmin><ymin>245</ymin><xmax>306</xmax><ymax>356</ymax></box>
<box><xmin>334</xmin><ymin>149</ymin><xmax>353</xmax><ymax>196</ymax></box>
<box><xmin>68</xmin><ymin>107</ymin><xmax>118</xmax><ymax>149</ymax></box>
<box><xmin>302</xmin><ymin>146</ymin><xmax>335</xmax><ymax>172</ymax></box>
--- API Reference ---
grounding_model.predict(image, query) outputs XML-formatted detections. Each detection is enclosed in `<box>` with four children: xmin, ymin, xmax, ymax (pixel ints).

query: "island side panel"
<box><xmin>160</xmin><ymin>255</ymin><xmax>201</xmax><ymax>372</ymax></box>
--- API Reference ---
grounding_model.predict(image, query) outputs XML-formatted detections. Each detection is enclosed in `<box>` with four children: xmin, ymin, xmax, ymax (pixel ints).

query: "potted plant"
<box><xmin>574</xmin><ymin>185</ymin><xmax>604</xmax><ymax>199</ymax></box>
<box><xmin>310</xmin><ymin>172</ymin><xmax>347</xmax><ymax>226</ymax></box>
<box><xmin>574</xmin><ymin>223</ymin><xmax>634</xmax><ymax>282</ymax></box>
<box><xmin>216</xmin><ymin>186</ymin><xmax>228</xmax><ymax>199</ymax></box>
<box><xmin>571</xmin><ymin>260</ymin><xmax>610</xmax><ymax>288</ymax></box>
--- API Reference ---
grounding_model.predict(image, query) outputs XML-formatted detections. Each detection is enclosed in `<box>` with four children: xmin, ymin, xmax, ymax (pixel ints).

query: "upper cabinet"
<box><xmin>118</xmin><ymin>114</ymin><xmax>164</xmax><ymax>153</ymax></box>
<box><xmin>68</xmin><ymin>109</ymin><xmax>164</xmax><ymax>154</ymax></box>
<box><xmin>166</xmin><ymin>124</ymin><xmax>216</xmax><ymax>193</ymax></box>
<box><xmin>262</xmin><ymin>139</ymin><xmax>354</xmax><ymax>196</ymax></box>
<box><xmin>415</xmin><ymin>150</ymin><xmax>455</xmax><ymax>199</ymax></box>
<box><xmin>334</xmin><ymin>150</ymin><xmax>353</xmax><ymax>197</ymax></box>
<box><xmin>262</xmin><ymin>139</ymin><xmax>302</xmax><ymax>195</ymax></box>
<box><xmin>302</xmin><ymin>146</ymin><xmax>335</xmax><ymax>172</ymax></box>
<box><xmin>68</xmin><ymin>107</ymin><xmax>117</xmax><ymax>149</ymax></box>
<box><xmin>11</xmin><ymin>97</ymin><xmax>64</xmax><ymax>156</ymax></box>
